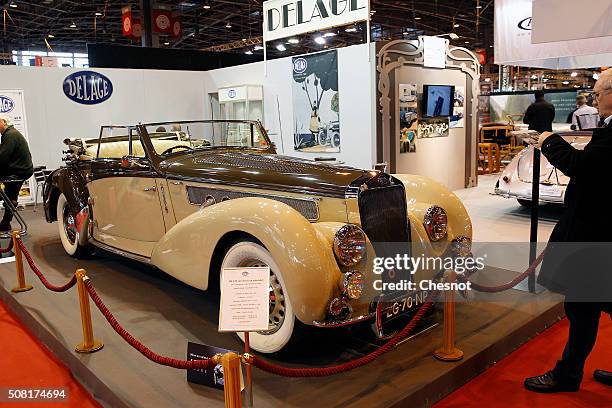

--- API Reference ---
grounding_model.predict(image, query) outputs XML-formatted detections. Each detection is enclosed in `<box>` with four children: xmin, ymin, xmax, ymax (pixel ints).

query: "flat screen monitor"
<box><xmin>422</xmin><ymin>85</ymin><xmax>454</xmax><ymax>117</ymax></box>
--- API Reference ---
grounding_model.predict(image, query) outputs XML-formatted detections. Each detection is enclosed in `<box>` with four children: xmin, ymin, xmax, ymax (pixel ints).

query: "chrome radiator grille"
<box><xmin>358</xmin><ymin>185</ymin><xmax>410</xmax><ymax>244</ymax></box>
<box><xmin>186</xmin><ymin>186</ymin><xmax>319</xmax><ymax>221</ymax></box>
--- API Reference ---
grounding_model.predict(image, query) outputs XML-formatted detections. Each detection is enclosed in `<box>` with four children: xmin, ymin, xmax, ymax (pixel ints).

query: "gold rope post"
<box><xmin>74</xmin><ymin>269</ymin><xmax>104</xmax><ymax>353</ymax></box>
<box><xmin>11</xmin><ymin>231</ymin><xmax>33</xmax><ymax>293</ymax></box>
<box><xmin>220</xmin><ymin>352</ymin><xmax>242</xmax><ymax>408</ymax></box>
<box><xmin>433</xmin><ymin>269</ymin><xmax>464</xmax><ymax>361</ymax></box>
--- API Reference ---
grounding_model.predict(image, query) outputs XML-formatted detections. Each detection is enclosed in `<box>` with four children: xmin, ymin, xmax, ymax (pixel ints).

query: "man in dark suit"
<box><xmin>523</xmin><ymin>90</ymin><xmax>556</xmax><ymax>133</ymax></box>
<box><xmin>524</xmin><ymin>69</ymin><xmax>612</xmax><ymax>393</ymax></box>
<box><xmin>0</xmin><ymin>115</ymin><xmax>33</xmax><ymax>232</ymax></box>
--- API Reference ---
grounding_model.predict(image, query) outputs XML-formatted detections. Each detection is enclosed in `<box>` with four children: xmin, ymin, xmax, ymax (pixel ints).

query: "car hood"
<box><xmin>159</xmin><ymin>150</ymin><xmax>376</xmax><ymax>198</ymax></box>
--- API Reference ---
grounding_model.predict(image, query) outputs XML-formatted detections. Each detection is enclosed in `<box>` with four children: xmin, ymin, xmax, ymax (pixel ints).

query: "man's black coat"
<box><xmin>538</xmin><ymin>122</ymin><xmax>612</xmax><ymax>302</ymax></box>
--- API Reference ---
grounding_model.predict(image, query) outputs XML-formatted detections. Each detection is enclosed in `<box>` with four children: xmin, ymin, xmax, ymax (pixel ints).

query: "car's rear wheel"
<box><xmin>220</xmin><ymin>241</ymin><xmax>297</xmax><ymax>354</ymax></box>
<box><xmin>57</xmin><ymin>194</ymin><xmax>93</xmax><ymax>258</ymax></box>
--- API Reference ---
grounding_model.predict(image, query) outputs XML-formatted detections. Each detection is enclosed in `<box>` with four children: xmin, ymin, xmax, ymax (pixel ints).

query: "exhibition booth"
<box><xmin>2</xmin><ymin>0</ymin><xmax>612</xmax><ymax>407</ymax></box>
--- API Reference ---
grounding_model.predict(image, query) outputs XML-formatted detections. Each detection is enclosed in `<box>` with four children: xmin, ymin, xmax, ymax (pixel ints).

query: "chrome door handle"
<box><xmin>143</xmin><ymin>186</ymin><xmax>157</xmax><ymax>192</ymax></box>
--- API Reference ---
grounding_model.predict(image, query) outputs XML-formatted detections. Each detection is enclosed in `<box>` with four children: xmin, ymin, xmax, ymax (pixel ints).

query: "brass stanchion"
<box><xmin>74</xmin><ymin>269</ymin><xmax>104</xmax><ymax>353</ymax></box>
<box><xmin>11</xmin><ymin>231</ymin><xmax>33</xmax><ymax>293</ymax></box>
<box><xmin>220</xmin><ymin>352</ymin><xmax>242</xmax><ymax>408</ymax></box>
<box><xmin>433</xmin><ymin>270</ymin><xmax>464</xmax><ymax>361</ymax></box>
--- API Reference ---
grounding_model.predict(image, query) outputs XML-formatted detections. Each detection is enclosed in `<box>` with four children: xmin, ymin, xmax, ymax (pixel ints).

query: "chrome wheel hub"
<box><xmin>63</xmin><ymin>206</ymin><xmax>77</xmax><ymax>244</ymax></box>
<box><xmin>242</xmin><ymin>260</ymin><xmax>286</xmax><ymax>335</ymax></box>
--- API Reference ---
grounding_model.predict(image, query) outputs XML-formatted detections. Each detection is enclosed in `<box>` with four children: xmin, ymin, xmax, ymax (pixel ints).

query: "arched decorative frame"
<box><xmin>376</xmin><ymin>37</ymin><xmax>481</xmax><ymax>187</ymax></box>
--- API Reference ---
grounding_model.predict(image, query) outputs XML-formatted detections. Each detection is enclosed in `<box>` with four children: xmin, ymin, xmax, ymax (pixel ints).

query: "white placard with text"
<box><xmin>423</xmin><ymin>36</ymin><xmax>447</xmax><ymax>69</ymax></box>
<box><xmin>219</xmin><ymin>267</ymin><xmax>270</xmax><ymax>332</ymax></box>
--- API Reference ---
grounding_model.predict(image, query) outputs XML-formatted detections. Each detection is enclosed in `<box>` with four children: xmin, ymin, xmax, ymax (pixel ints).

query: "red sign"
<box><xmin>172</xmin><ymin>14</ymin><xmax>182</xmax><ymax>39</ymax></box>
<box><xmin>474</xmin><ymin>49</ymin><xmax>487</xmax><ymax>65</ymax></box>
<box><xmin>122</xmin><ymin>6</ymin><xmax>133</xmax><ymax>37</ymax></box>
<box><xmin>153</xmin><ymin>9</ymin><xmax>172</xmax><ymax>33</ymax></box>
<box><xmin>132</xmin><ymin>19</ymin><xmax>142</xmax><ymax>41</ymax></box>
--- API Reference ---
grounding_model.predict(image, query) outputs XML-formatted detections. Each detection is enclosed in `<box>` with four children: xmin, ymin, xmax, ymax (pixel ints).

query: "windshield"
<box><xmin>142</xmin><ymin>121</ymin><xmax>270</xmax><ymax>156</ymax></box>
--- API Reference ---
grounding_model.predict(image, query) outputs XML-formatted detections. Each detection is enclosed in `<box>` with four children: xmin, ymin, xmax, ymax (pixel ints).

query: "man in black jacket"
<box><xmin>523</xmin><ymin>90</ymin><xmax>556</xmax><ymax>132</ymax></box>
<box><xmin>0</xmin><ymin>115</ymin><xmax>33</xmax><ymax>232</ymax></box>
<box><xmin>524</xmin><ymin>69</ymin><xmax>612</xmax><ymax>393</ymax></box>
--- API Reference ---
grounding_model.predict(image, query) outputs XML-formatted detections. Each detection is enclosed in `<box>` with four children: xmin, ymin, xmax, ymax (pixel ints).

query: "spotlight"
<box><xmin>454</xmin><ymin>24</ymin><xmax>460</xmax><ymax>28</ymax></box>
<box><xmin>225</xmin><ymin>22</ymin><xmax>232</xmax><ymax>28</ymax></box>
<box><xmin>203</xmin><ymin>2</ymin><xmax>211</xmax><ymax>9</ymax></box>
<box><xmin>415</xmin><ymin>17</ymin><xmax>422</xmax><ymax>20</ymax></box>
<box><xmin>48</xmin><ymin>34</ymin><xmax>55</xmax><ymax>38</ymax></box>
<box><xmin>323</xmin><ymin>32</ymin><xmax>336</xmax><ymax>37</ymax></box>
<box><xmin>345</xmin><ymin>27</ymin><xmax>357</xmax><ymax>32</ymax></box>
<box><xmin>9</xmin><ymin>3</ymin><xmax>17</xmax><ymax>8</ymax></box>
<box><xmin>314</xmin><ymin>36</ymin><xmax>326</xmax><ymax>45</ymax></box>
<box><xmin>562</xmin><ymin>80</ymin><xmax>569</xmax><ymax>85</ymax></box>
<box><xmin>254</xmin><ymin>45</ymin><xmax>264</xmax><ymax>50</ymax></box>
<box><xmin>95</xmin><ymin>12</ymin><xmax>102</xmax><ymax>16</ymax></box>
<box><xmin>484</xmin><ymin>77</ymin><xmax>491</xmax><ymax>82</ymax></box>
<box><xmin>245</xmin><ymin>50</ymin><xmax>253</xmax><ymax>55</ymax></box>
<box><xmin>276</xmin><ymin>43</ymin><xmax>286</xmax><ymax>51</ymax></box>
<box><xmin>570</xmin><ymin>72</ymin><xmax>578</xmax><ymax>77</ymax></box>
<box><xmin>70</xmin><ymin>23</ymin><xmax>77</xmax><ymax>28</ymax></box>
<box><xmin>164</xmin><ymin>41</ymin><xmax>170</xmax><ymax>46</ymax></box>
<box><xmin>288</xmin><ymin>38</ymin><xmax>299</xmax><ymax>44</ymax></box>
<box><xmin>531</xmin><ymin>74</ymin><xmax>537</xmax><ymax>79</ymax></box>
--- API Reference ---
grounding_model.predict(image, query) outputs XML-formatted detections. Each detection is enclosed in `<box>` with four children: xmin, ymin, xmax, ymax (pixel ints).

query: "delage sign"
<box><xmin>263</xmin><ymin>0</ymin><xmax>369</xmax><ymax>42</ymax></box>
<box><xmin>63</xmin><ymin>71</ymin><xmax>113</xmax><ymax>105</ymax></box>
<box><xmin>0</xmin><ymin>95</ymin><xmax>15</xmax><ymax>113</ymax></box>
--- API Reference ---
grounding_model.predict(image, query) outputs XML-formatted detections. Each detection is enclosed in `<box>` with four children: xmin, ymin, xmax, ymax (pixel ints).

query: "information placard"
<box><xmin>219</xmin><ymin>267</ymin><xmax>270</xmax><ymax>332</ymax></box>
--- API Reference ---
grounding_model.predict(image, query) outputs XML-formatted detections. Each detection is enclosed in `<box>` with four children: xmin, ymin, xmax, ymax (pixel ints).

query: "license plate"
<box><xmin>539</xmin><ymin>185</ymin><xmax>562</xmax><ymax>197</ymax></box>
<box><xmin>380</xmin><ymin>291</ymin><xmax>430</xmax><ymax>323</ymax></box>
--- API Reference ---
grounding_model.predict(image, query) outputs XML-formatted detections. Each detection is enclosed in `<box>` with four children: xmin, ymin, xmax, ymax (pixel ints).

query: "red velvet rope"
<box><xmin>16</xmin><ymin>239</ymin><xmax>77</xmax><ymax>292</ymax></box>
<box><xmin>252</xmin><ymin>290</ymin><xmax>439</xmax><ymax>377</ymax></box>
<box><xmin>83</xmin><ymin>279</ymin><xmax>214</xmax><ymax>370</ymax></box>
<box><xmin>457</xmin><ymin>249</ymin><xmax>546</xmax><ymax>293</ymax></box>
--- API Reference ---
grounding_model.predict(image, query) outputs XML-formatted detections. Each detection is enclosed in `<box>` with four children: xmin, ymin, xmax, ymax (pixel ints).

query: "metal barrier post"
<box><xmin>433</xmin><ymin>270</ymin><xmax>464</xmax><ymax>361</ymax></box>
<box><xmin>74</xmin><ymin>269</ymin><xmax>104</xmax><ymax>353</ymax></box>
<box><xmin>11</xmin><ymin>231</ymin><xmax>33</xmax><ymax>293</ymax></box>
<box><xmin>220</xmin><ymin>352</ymin><xmax>242</xmax><ymax>408</ymax></box>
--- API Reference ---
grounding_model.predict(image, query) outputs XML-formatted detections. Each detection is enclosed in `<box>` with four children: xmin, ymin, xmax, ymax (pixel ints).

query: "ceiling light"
<box><xmin>164</xmin><ymin>41</ymin><xmax>170</xmax><ymax>46</ymax></box>
<box><xmin>573</xmin><ymin>85</ymin><xmax>580</xmax><ymax>88</ymax></box>
<box><xmin>276</xmin><ymin>44</ymin><xmax>286</xmax><ymax>51</ymax></box>
<box><xmin>225</xmin><ymin>22</ymin><xmax>232</xmax><ymax>28</ymax></box>
<box><xmin>531</xmin><ymin>74</ymin><xmax>537</xmax><ymax>79</ymax></box>
<box><xmin>345</xmin><ymin>27</ymin><xmax>357</xmax><ymax>32</ymax></box>
<box><xmin>415</xmin><ymin>17</ymin><xmax>422</xmax><ymax>20</ymax></box>
<box><xmin>562</xmin><ymin>80</ymin><xmax>569</xmax><ymax>85</ymax></box>
<box><xmin>570</xmin><ymin>71</ymin><xmax>578</xmax><ymax>77</ymax></box>
<box><xmin>476</xmin><ymin>5</ymin><xmax>483</xmax><ymax>8</ymax></box>
<box><xmin>48</xmin><ymin>34</ymin><xmax>55</xmax><ymax>38</ymax></box>
<box><xmin>543</xmin><ymin>78</ymin><xmax>549</xmax><ymax>82</ymax></box>
<box><xmin>70</xmin><ymin>23</ymin><xmax>77</xmax><ymax>28</ymax></box>
<box><xmin>454</xmin><ymin>24</ymin><xmax>460</xmax><ymax>28</ymax></box>
<box><xmin>288</xmin><ymin>38</ymin><xmax>299</xmax><ymax>44</ymax></box>
<box><xmin>254</xmin><ymin>45</ymin><xmax>264</xmax><ymax>50</ymax></box>
<box><xmin>9</xmin><ymin>3</ymin><xmax>17</xmax><ymax>8</ymax></box>
<box><xmin>484</xmin><ymin>77</ymin><xmax>491</xmax><ymax>82</ymax></box>
<box><xmin>203</xmin><ymin>2</ymin><xmax>211</xmax><ymax>9</ymax></box>
<box><xmin>95</xmin><ymin>12</ymin><xmax>102</xmax><ymax>16</ymax></box>
<box><xmin>323</xmin><ymin>32</ymin><xmax>336</xmax><ymax>37</ymax></box>
<box><xmin>489</xmin><ymin>45</ymin><xmax>494</xmax><ymax>48</ymax></box>
<box><xmin>314</xmin><ymin>36</ymin><xmax>326</xmax><ymax>45</ymax></box>
<box><xmin>245</xmin><ymin>51</ymin><xmax>253</xmax><ymax>55</ymax></box>
<box><xmin>241</xmin><ymin>38</ymin><xmax>247</xmax><ymax>41</ymax></box>
<box><xmin>464</xmin><ymin>41</ymin><xmax>470</xmax><ymax>44</ymax></box>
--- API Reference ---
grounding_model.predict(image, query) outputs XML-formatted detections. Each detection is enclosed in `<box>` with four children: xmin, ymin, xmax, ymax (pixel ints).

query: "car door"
<box><xmin>87</xmin><ymin>126</ymin><xmax>166</xmax><ymax>258</ymax></box>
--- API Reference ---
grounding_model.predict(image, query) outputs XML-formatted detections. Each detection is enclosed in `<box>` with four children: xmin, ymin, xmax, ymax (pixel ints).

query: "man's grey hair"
<box><xmin>598</xmin><ymin>69</ymin><xmax>612</xmax><ymax>90</ymax></box>
<box><xmin>0</xmin><ymin>115</ymin><xmax>12</xmax><ymax>126</ymax></box>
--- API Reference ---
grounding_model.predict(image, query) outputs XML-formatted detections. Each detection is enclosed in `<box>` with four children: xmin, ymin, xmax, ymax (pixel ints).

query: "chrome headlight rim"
<box><xmin>340</xmin><ymin>271</ymin><xmax>365</xmax><ymax>300</ymax></box>
<box><xmin>424</xmin><ymin>205</ymin><xmax>448</xmax><ymax>242</ymax></box>
<box><xmin>333</xmin><ymin>224</ymin><xmax>366</xmax><ymax>267</ymax></box>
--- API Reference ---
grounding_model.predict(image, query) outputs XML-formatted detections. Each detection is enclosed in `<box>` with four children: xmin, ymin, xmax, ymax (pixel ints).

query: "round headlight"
<box><xmin>424</xmin><ymin>205</ymin><xmax>448</xmax><ymax>242</ymax></box>
<box><xmin>333</xmin><ymin>224</ymin><xmax>366</xmax><ymax>267</ymax></box>
<box><xmin>340</xmin><ymin>271</ymin><xmax>365</xmax><ymax>299</ymax></box>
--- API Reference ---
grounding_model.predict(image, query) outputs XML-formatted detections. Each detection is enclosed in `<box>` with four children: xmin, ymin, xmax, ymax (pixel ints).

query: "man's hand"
<box><xmin>525</xmin><ymin>131</ymin><xmax>555</xmax><ymax>149</ymax></box>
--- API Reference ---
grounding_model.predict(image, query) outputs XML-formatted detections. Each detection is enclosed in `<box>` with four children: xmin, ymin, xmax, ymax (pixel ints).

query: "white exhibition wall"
<box><xmin>0</xmin><ymin>43</ymin><xmax>376</xmax><ymax>172</ymax></box>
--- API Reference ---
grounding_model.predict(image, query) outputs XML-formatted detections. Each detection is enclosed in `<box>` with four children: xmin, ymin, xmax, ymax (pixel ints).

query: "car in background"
<box><xmin>43</xmin><ymin>120</ymin><xmax>472</xmax><ymax>354</ymax></box>
<box><xmin>494</xmin><ymin>131</ymin><xmax>592</xmax><ymax>206</ymax></box>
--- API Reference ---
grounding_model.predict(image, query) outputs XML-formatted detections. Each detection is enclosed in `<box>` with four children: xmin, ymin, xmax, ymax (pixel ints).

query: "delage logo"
<box><xmin>63</xmin><ymin>71</ymin><xmax>113</xmax><ymax>105</ymax></box>
<box><xmin>518</xmin><ymin>17</ymin><xmax>532</xmax><ymax>30</ymax></box>
<box><xmin>228</xmin><ymin>89</ymin><xmax>237</xmax><ymax>99</ymax></box>
<box><xmin>0</xmin><ymin>95</ymin><xmax>15</xmax><ymax>113</ymax></box>
<box><xmin>293</xmin><ymin>58</ymin><xmax>307</xmax><ymax>74</ymax></box>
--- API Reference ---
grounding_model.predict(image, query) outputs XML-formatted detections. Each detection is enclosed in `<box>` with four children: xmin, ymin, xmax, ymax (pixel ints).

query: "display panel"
<box><xmin>422</xmin><ymin>85</ymin><xmax>454</xmax><ymax>117</ymax></box>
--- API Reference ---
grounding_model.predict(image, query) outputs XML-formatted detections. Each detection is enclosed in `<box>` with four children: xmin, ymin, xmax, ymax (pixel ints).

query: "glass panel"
<box><xmin>143</xmin><ymin>121</ymin><xmax>270</xmax><ymax>157</ymax></box>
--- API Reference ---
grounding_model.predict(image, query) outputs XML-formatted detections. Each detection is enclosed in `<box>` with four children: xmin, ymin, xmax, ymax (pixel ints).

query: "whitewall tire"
<box><xmin>57</xmin><ymin>194</ymin><xmax>92</xmax><ymax>258</ymax></box>
<box><xmin>220</xmin><ymin>241</ymin><xmax>296</xmax><ymax>354</ymax></box>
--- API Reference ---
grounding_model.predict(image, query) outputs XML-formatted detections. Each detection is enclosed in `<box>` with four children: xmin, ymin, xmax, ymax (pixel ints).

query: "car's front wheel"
<box><xmin>56</xmin><ymin>193</ymin><xmax>93</xmax><ymax>258</ymax></box>
<box><xmin>220</xmin><ymin>241</ymin><xmax>297</xmax><ymax>354</ymax></box>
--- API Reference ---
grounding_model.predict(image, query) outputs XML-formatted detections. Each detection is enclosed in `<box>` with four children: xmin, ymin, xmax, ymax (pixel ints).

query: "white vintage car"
<box><xmin>494</xmin><ymin>131</ymin><xmax>592</xmax><ymax>206</ymax></box>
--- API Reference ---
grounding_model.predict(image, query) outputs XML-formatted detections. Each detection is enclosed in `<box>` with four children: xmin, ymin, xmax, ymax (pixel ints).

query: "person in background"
<box><xmin>523</xmin><ymin>90</ymin><xmax>555</xmax><ymax>132</ymax></box>
<box><xmin>0</xmin><ymin>115</ymin><xmax>33</xmax><ymax>232</ymax></box>
<box><xmin>523</xmin><ymin>68</ymin><xmax>612</xmax><ymax>393</ymax></box>
<box><xmin>571</xmin><ymin>94</ymin><xmax>599</xmax><ymax>130</ymax></box>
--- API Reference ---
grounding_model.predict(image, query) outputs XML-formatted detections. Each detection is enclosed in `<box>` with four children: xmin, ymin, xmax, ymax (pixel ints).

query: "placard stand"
<box><xmin>244</xmin><ymin>332</ymin><xmax>253</xmax><ymax>407</ymax></box>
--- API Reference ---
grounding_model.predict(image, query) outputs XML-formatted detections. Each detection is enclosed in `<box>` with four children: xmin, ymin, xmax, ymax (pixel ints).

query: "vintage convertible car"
<box><xmin>494</xmin><ymin>131</ymin><xmax>592</xmax><ymax>206</ymax></box>
<box><xmin>43</xmin><ymin>120</ymin><xmax>472</xmax><ymax>353</ymax></box>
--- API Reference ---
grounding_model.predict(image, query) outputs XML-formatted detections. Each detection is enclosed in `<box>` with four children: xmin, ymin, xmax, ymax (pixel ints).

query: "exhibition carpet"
<box><xmin>434</xmin><ymin>316</ymin><xmax>612</xmax><ymax>408</ymax></box>
<box><xmin>0</xmin><ymin>300</ymin><xmax>101</xmax><ymax>408</ymax></box>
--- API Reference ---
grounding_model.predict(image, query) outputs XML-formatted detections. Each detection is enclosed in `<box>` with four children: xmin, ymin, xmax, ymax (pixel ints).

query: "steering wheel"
<box><xmin>160</xmin><ymin>145</ymin><xmax>195</xmax><ymax>155</ymax></box>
